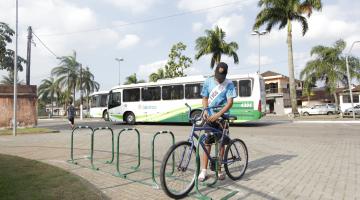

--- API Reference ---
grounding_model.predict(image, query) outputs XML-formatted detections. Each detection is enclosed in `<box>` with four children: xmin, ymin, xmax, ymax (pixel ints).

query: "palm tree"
<box><xmin>149</xmin><ymin>68</ymin><xmax>165</xmax><ymax>82</ymax></box>
<box><xmin>0</xmin><ymin>72</ymin><xmax>24</xmax><ymax>85</ymax></box>
<box><xmin>124</xmin><ymin>73</ymin><xmax>145</xmax><ymax>85</ymax></box>
<box><xmin>38</xmin><ymin>77</ymin><xmax>61</xmax><ymax>117</ymax></box>
<box><xmin>300</xmin><ymin>39</ymin><xmax>360</xmax><ymax>109</ymax></box>
<box><xmin>253</xmin><ymin>0</ymin><xmax>322</xmax><ymax>115</ymax></box>
<box><xmin>195</xmin><ymin>26</ymin><xmax>239</xmax><ymax>68</ymax></box>
<box><xmin>78</xmin><ymin>67</ymin><xmax>100</xmax><ymax>109</ymax></box>
<box><xmin>51</xmin><ymin>51</ymin><xmax>80</xmax><ymax>102</ymax></box>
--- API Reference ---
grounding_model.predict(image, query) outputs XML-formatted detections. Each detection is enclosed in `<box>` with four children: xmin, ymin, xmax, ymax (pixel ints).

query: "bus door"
<box><xmin>108</xmin><ymin>91</ymin><xmax>122</xmax><ymax>121</ymax></box>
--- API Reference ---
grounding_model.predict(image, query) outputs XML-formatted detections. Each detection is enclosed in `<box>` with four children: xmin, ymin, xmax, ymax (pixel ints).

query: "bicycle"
<box><xmin>160</xmin><ymin>103</ymin><xmax>248</xmax><ymax>199</ymax></box>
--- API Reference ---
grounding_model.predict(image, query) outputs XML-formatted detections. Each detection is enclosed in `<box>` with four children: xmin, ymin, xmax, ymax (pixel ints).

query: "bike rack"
<box><xmin>69</xmin><ymin>126</ymin><xmax>94</xmax><ymax>168</ymax></box>
<box><xmin>91</xmin><ymin>127</ymin><xmax>115</xmax><ymax>170</ymax></box>
<box><xmin>194</xmin><ymin>133</ymin><xmax>238</xmax><ymax>200</ymax></box>
<box><xmin>194</xmin><ymin>133</ymin><xmax>218</xmax><ymax>200</ymax></box>
<box><xmin>151</xmin><ymin>130</ymin><xmax>175</xmax><ymax>189</ymax></box>
<box><xmin>115</xmin><ymin>128</ymin><xmax>141</xmax><ymax>178</ymax></box>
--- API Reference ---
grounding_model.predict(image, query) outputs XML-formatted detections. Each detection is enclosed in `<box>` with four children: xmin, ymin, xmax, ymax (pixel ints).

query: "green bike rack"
<box><xmin>115</xmin><ymin>128</ymin><xmax>141</xmax><ymax>178</ymax></box>
<box><xmin>194</xmin><ymin>133</ymin><xmax>219</xmax><ymax>200</ymax></box>
<box><xmin>69</xmin><ymin>125</ymin><xmax>94</xmax><ymax>168</ymax></box>
<box><xmin>91</xmin><ymin>127</ymin><xmax>115</xmax><ymax>170</ymax></box>
<box><xmin>151</xmin><ymin>130</ymin><xmax>175</xmax><ymax>189</ymax></box>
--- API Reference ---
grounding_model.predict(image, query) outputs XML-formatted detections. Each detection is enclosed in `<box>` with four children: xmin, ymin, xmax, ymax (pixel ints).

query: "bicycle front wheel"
<box><xmin>224</xmin><ymin>138</ymin><xmax>248</xmax><ymax>180</ymax></box>
<box><xmin>160</xmin><ymin>141</ymin><xmax>198</xmax><ymax>199</ymax></box>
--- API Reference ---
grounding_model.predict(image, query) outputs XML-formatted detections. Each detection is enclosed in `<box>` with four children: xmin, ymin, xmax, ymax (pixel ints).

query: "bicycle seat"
<box><xmin>222</xmin><ymin>114</ymin><xmax>237</xmax><ymax>121</ymax></box>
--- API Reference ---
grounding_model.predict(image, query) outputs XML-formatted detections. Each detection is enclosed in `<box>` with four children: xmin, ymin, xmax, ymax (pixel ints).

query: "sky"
<box><xmin>0</xmin><ymin>0</ymin><xmax>360</xmax><ymax>91</ymax></box>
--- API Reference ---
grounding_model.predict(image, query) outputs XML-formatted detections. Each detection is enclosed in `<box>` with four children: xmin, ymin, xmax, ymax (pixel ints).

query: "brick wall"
<box><xmin>0</xmin><ymin>85</ymin><xmax>37</xmax><ymax>128</ymax></box>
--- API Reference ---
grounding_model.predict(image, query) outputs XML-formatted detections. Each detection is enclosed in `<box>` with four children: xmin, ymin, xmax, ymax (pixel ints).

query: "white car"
<box><xmin>344</xmin><ymin>105</ymin><xmax>360</xmax><ymax>116</ymax></box>
<box><xmin>301</xmin><ymin>104</ymin><xmax>338</xmax><ymax>116</ymax></box>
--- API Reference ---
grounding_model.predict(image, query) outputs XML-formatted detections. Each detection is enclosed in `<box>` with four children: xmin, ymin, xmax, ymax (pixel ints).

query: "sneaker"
<box><xmin>218</xmin><ymin>172</ymin><xmax>225</xmax><ymax>180</ymax></box>
<box><xmin>198</xmin><ymin>169</ymin><xmax>207</xmax><ymax>182</ymax></box>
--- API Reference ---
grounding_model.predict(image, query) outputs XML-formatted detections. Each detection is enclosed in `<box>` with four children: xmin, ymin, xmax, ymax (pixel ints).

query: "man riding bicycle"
<box><xmin>198</xmin><ymin>62</ymin><xmax>237</xmax><ymax>181</ymax></box>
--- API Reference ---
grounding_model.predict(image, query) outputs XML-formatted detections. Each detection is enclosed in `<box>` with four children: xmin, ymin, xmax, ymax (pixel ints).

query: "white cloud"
<box><xmin>137</xmin><ymin>60</ymin><xmax>167</xmax><ymax>80</ymax></box>
<box><xmin>105</xmin><ymin>0</ymin><xmax>159</xmax><ymax>13</ymax></box>
<box><xmin>246</xmin><ymin>54</ymin><xmax>273</xmax><ymax>66</ymax></box>
<box><xmin>192</xmin><ymin>22</ymin><xmax>203</xmax><ymax>33</ymax></box>
<box><xmin>177</xmin><ymin>0</ymin><xmax>256</xmax><ymax>22</ymax></box>
<box><xmin>213</xmin><ymin>14</ymin><xmax>245</xmax><ymax>38</ymax></box>
<box><xmin>117</xmin><ymin>34</ymin><xmax>140</xmax><ymax>49</ymax></box>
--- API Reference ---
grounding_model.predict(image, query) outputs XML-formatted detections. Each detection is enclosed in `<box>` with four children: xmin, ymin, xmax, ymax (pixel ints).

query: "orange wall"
<box><xmin>0</xmin><ymin>85</ymin><xmax>37</xmax><ymax>128</ymax></box>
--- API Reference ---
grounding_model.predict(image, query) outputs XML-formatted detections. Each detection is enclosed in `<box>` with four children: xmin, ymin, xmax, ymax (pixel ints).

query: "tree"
<box><xmin>51</xmin><ymin>51</ymin><xmax>80</xmax><ymax>103</ymax></box>
<box><xmin>0</xmin><ymin>22</ymin><xmax>26</xmax><ymax>72</ymax></box>
<box><xmin>0</xmin><ymin>72</ymin><xmax>24</xmax><ymax>85</ymax></box>
<box><xmin>195</xmin><ymin>26</ymin><xmax>239</xmax><ymax>68</ymax></box>
<box><xmin>124</xmin><ymin>73</ymin><xmax>145</xmax><ymax>85</ymax></box>
<box><xmin>164</xmin><ymin>42</ymin><xmax>192</xmax><ymax>78</ymax></box>
<box><xmin>149</xmin><ymin>68</ymin><xmax>165</xmax><ymax>82</ymax></box>
<box><xmin>78</xmin><ymin>67</ymin><xmax>100</xmax><ymax>109</ymax></box>
<box><xmin>38</xmin><ymin>77</ymin><xmax>61</xmax><ymax>117</ymax></box>
<box><xmin>300</xmin><ymin>39</ymin><xmax>360</xmax><ymax>109</ymax></box>
<box><xmin>253</xmin><ymin>0</ymin><xmax>322</xmax><ymax>115</ymax></box>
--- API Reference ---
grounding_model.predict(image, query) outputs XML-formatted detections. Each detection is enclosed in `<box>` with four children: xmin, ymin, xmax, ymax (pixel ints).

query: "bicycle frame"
<box><xmin>177</xmin><ymin>104</ymin><xmax>241</xmax><ymax>171</ymax></box>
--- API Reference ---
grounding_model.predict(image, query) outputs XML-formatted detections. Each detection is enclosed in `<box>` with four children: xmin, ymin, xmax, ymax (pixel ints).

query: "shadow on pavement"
<box><xmin>244</xmin><ymin>154</ymin><xmax>297</xmax><ymax>178</ymax></box>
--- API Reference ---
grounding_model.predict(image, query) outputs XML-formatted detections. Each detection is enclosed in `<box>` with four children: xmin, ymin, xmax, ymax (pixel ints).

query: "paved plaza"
<box><xmin>0</xmin><ymin>120</ymin><xmax>359</xmax><ymax>200</ymax></box>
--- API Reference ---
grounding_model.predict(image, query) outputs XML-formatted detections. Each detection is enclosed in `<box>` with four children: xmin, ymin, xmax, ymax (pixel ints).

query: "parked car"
<box><xmin>301</xmin><ymin>104</ymin><xmax>339</xmax><ymax>116</ymax></box>
<box><xmin>344</xmin><ymin>105</ymin><xmax>360</xmax><ymax>116</ymax></box>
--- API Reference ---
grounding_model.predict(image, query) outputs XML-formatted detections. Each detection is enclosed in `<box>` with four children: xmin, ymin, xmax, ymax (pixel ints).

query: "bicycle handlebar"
<box><xmin>185</xmin><ymin>103</ymin><xmax>223</xmax><ymax>122</ymax></box>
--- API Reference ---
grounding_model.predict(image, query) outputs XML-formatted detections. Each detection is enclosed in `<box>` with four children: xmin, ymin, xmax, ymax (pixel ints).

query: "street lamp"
<box><xmin>345</xmin><ymin>40</ymin><xmax>360</xmax><ymax>120</ymax></box>
<box><xmin>251</xmin><ymin>30</ymin><xmax>267</xmax><ymax>73</ymax></box>
<box><xmin>115</xmin><ymin>58</ymin><xmax>124</xmax><ymax>85</ymax></box>
<box><xmin>13</xmin><ymin>0</ymin><xmax>19</xmax><ymax>136</ymax></box>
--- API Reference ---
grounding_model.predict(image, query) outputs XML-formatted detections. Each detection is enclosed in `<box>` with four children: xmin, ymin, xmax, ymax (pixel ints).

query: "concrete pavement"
<box><xmin>1</xmin><ymin>120</ymin><xmax>360</xmax><ymax>199</ymax></box>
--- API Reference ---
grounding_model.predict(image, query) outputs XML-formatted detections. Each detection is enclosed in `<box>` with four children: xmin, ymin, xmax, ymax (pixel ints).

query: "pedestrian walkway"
<box><xmin>0</xmin><ymin>123</ymin><xmax>359</xmax><ymax>199</ymax></box>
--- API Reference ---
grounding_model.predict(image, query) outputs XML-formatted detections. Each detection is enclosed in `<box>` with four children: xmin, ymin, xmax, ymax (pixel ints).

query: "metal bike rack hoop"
<box><xmin>151</xmin><ymin>130</ymin><xmax>175</xmax><ymax>189</ymax></box>
<box><xmin>115</xmin><ymin>128</ymin><xmax>141</xmax><ymax>178</ymax></box>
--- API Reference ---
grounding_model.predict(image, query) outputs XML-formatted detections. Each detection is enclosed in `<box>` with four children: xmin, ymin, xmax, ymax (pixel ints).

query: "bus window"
<box><xmin>91</xmin><ymin>96</ymin><xmax>98</xmax><ymax>108</ymax></box>
<box><xmin>142</xmin><ymin>87</ymin><xmax>161</xmax><ymax>101</ymax></box>
<box><xmin>162</xmin><ymin>85</ymin><xmax>184</xmax><ymax>100</ymax></box>
<box><xmin>239</xmin><ymin>80</ymin><xmax>252</xmax><ymax>97</ymax></box>
<box><xmin>123</xmin><ymin>88</ymin><xmax>140</xmax><ymax>102</ymax></box>
<box><xmin>232</xmin><ymin>81</ymin><xmax>238</xmax><ymax>97</ymax></box>
<box><xmin>185</xmin><ymin>84</ymin><xmax>203</xmax><ymax>99</ymax></box>
<box><xmin>99</xmin><ymin>94</ymin><xmax>108</xmax><ymax>107</ymax></box>
<box><xmin>108</xmin><ymin>92</ymin><xmax>121</xmax><ymax>109</ymax></box>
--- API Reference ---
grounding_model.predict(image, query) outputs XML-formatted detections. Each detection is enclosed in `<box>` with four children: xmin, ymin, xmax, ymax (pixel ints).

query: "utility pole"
<box><xmin>13</xmin><ymin>0</ymin><xmax>18</xmax><ymax>136</ymax></box>
<box><xmin>345</xmin><ymin>41</ymin><xmax>360</xmax><ymax>120</ymax></box>
<box><xmin>80</xmin><ymin>63</ymin><xmax>83</xmax><ymax>120</ymax></box>
<box><xmin>26</xmin><ymin>26</ymin><xmax>32</xmax><ymax>85</ymax></box>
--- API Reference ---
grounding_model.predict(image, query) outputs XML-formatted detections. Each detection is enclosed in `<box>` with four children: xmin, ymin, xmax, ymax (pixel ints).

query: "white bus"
<box><xmin>108</xmin><ymin>74</ymin><xmax>266</xmax><ymax>124</ymax></box>
<box><xmin>89</xmin><ymin>90</ymin><xmax>109</xmax><ymax>120</ymax></box>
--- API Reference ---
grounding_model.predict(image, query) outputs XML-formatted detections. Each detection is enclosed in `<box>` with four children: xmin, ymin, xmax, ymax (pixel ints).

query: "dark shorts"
<box><xmin>68</xmin><ymin>118</ymin><xmax>74</xmax><ymax>125</ymax></box>
<box><xmin>203</xmin><ymin>122</ymin><xmax>230</xmax><ymax>145</ymax></box>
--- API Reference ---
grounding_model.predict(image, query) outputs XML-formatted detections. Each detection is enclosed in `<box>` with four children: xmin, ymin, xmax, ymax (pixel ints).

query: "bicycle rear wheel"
<box><xmin>224</xmin><ymin>138</ymin><xmax>248</xmax><ymax>180</ymax></box>
<box><xmin>160</xmin><ymin>141</ymin><xmax>198</xmax><ymax>199</ymax></box>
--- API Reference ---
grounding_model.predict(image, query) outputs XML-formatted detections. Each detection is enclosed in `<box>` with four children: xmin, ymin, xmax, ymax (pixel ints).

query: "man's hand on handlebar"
<box><xmin>205</xmin><ymin>112</ymin><xmax>221</xmax><ymax>123</ymax></box>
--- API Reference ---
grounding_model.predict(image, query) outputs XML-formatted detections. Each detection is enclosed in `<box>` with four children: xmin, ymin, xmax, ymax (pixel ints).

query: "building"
<box><xmin>0</xmin><ymin>85</ymin><xmax>37</xmax><ymax>128</ymax></box>
<box><xmin>261</xmin><ymin>71</ymin><xmax>302</xmax><ymax>115</ymax></box>
<box><xmin>338</xmin><ymin>85</ymin><xmax>360</xmax><ymax>112</ymax></box>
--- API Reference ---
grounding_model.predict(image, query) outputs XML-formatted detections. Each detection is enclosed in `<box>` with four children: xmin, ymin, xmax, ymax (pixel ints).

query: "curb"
<box><xmin>293</xmin><ymin>121</ymin><xmax>360</xmax><ymax>124</ymax></box>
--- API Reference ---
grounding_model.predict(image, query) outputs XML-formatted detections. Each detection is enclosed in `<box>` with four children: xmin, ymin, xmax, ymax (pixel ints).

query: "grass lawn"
<box><xmin>0</xmin><ymin>128</ymin><xmax>59</xmax><ymax>136</ymax></box>
<box><xmin>0</xmin><ymin>154</ymin><xmax>108</xmax><ymax>200</ymax></box>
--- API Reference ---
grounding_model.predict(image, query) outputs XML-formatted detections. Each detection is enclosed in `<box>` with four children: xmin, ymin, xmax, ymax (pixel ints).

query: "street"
<box><xmin>1</xmin><ymin>119</ymin><xmax>359</xmax><ymax>199</ymax></box>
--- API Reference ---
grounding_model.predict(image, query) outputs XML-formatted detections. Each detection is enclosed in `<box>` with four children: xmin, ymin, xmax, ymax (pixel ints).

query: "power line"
<box><xmin>37</xmin><ymin>0</ymin><xmax>251</xmax><ymax>37</ymax></box>
<box><xmin>32</xmin><ymin>31</ymin><xmax>58</xmax><ymax>58</ymax></box>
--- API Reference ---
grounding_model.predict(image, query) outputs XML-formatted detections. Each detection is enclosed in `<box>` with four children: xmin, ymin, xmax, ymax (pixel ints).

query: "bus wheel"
<box><xmin>125</xmin><ymin>112</ymin><xmax>136</xmax><ymax>125</ymax></box>
<box><xmin>103</xmin><ymin>110</ymin><xmax>109</xmax><ymax>121</ymax></box>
